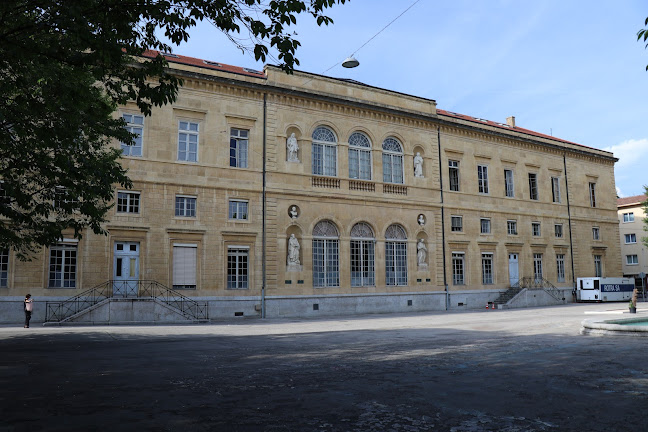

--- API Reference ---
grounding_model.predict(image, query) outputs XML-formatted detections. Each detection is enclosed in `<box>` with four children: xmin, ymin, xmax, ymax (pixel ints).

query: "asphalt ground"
<box><xmin>0</xmin><ymin>303</ymin><xmax>645</xmax><ymax>432</ymax></box>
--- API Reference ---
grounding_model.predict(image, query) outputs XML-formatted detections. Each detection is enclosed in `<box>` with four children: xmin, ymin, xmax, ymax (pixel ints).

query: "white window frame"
<box><xmin>48</xmin><ymin>243</ymin><xmax>77</xmax><ymax>288</ymax></box>
<box><xmin>481</xmin><ymin>253</ymin><xmax>494</xmax><ymax>285</ymax></box>
<box><xmin>451</xmin><ymin>215</ymin><xmax>463</xmax><ymax>232</ymax></box>
<box><xmin>312</xmin><ymin>126</ymin><xmax>337</xmax><ymax>177</ymax></box>
<box><xmin>117</xmin><ymin>191</ymin><xmax>140</xmax><ymax>214</ymax></box>
<box><xmin>554</xmin><ymin>224</ymin><xmax>563</xmax><ymax>238</ymax></box>
<box><xmin>312</xmin><ymin>220</ymin><xmax>340</xmax><ymax>288</ymax></box>
<box><xmin>623</xmin><ymin>212</ymin><xmax>635</xmax><ymax>223</ymax></box>
<box><xmin>228</xmin><ymin>199</ymin><xmax>249</xmax><ymax>221</ymax></box>
<box><xmin>477</xmin><ymin>165</ymin><xmax>489</xmax><ymax>194</ymax></box>
<box><xmin>175</xmin><ymin>195</ymin><xmax>196</xmax><ymax>218</ymax></box>
<box><xmin>504</xmin><ymin>169</ymin><xmax>514</xmax><ymax>198</ymax></box>
<box><xmin>627</xmin><ymin>255</ymin><xmax>639</xmax><ymax>265</ymax></box>
<box><xmin>385</xmin><ymin>225</ymin><xmax>408</xmax><ymax>287</ymax></box>
<box><xmin>592</xmin><ymin>227</ymin><xmax>600</xmax><ymax>241</ymax></box>
<box><xmin>348</xmin><ymin>132</ymin><xmax>372</xmax><ymax>180</ymax></box>
<box><xmin>172</xmin><ymin>243</ymin><xmax>197</xmax><ymax>290</ymax></box>
<box><xmin>121</xmin><ymin>113</ymin><xmax>144</xmax><ymax>157</ymax></box>
<box><xmin>382</xmin><ymin>137</ymin><xmax>404</xmax><ymax>184</ymax></box>
<box><xmin>230</xmin><ymin>128</ymin><xmax>249</xmax><ymax>168</ymax></box>
<box><xmin>449</xmin><ymin>160</ymin><xmax>460</xmax><ymax>192</ymax></box>
<box><xmin>551</xmin><ymin>177</ymin><xmax>561</xmax><ymax>203</ymax></box>
<box><xmin>227</xmin><ymin>246</ymin><xmax>249</xmax><ymax>289</ymax></box>
<box><xmin>589</xmin><ymin>182</ymin><xmax>596</xmax><ymax>208</ymax></box>
<box><xmin>533</xmin><ymin>253</ymin><xmax>543</xmax><ymax>281</ymax></box>
<box><xmin>350</xmin><ymin>222</ymin><xmax>375</xmax><ymax>287</ymax></box>
<box><xmin>452</xmin><ymin>252</ymin><xmax>465</xmax><ymax>285</ymax></box>
<box><xmin>556</xmin><ymin>254</ymin><xmax>565</xmax><ymax>283</ymax></box>
<box><xmin>625</xmin><ymin>233</ymin><xmax>637</xmax><ymax>244</ymax></box>
<box><xmin>178</xmin><ymin>120</ymin><xmax>199</xmax><ymax>162</ymax></box>
<box><xmin>480</xmin><ymin>218</ymin><xmax>491</xmax><ymax>234</ymax></box>
<box><xmin>528</xmin><ymin>173</ymin><xmax>539</xmax><ymax>200</ymax></box>
<box><xmin>594</xmin><ymin>255</ymin><xmax>602</xmax><ymax>277</ymax></box>
<box><xmin>532</xmin><ymin>222</ymin><xmax>541</xmax><ymax>237</ymax></box>
<box><xmin>507</xmin><ymin>220</ymin><xmax>518</xmax><ymax>235</ymax></box>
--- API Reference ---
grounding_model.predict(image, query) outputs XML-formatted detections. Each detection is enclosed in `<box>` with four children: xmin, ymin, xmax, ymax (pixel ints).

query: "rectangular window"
<box><xmin>449</xmin><ymin>160</ymin><xmax>460</xmax><ymax>191</ymax></box>
<box><xmin>227</xmin><ymin>247</ymin><xmax>249</xmax><ymax>289</ymax></box>
<box><xmin>532</xmin><ymin>222</ymin><xmax>541</xmax><ymax>237</ymax></box>
<box><xmin>178</xmin><ymin>121</ymin><xmax>199</xmax><ymax>162</ymax></box>
<box><xmin>533</xmin><ymin>253</ymin><xmax>543</xmax><ymax>281</ymax></box>
<box><xmin>480</xmin><ymin>218</ymin><xmax>491</xmax><ymax>234</ymax></box>
<box><xmin>594</xmin><ymin>255</ymin><xmax>602</xmax><ymax>277</ymax></box>
<box><xmin>351</xmin><ymin>239</ymin><xmax>375</xmax><ymax>287</ymax></box>
<box><xmin>592</xmin><ymin>227</ymin><xmax>600</xmax><ymax>240</ymax></box>
<box><xmin>625</xmin><ymin>233</ymin><xmax>637</xmax><ymax>244</ymax></box>
<box><xmin>482</xmin><ymin>253</ymin><xmax>493</xmax><ymax>285</ymax></box>
<box><xmin>348</xmin><ymin>148</ymin><xmax>371</xmax><ymax>180</ymax></box>
<box><xmin>623</xmin><ymin>212</ymin><xmax>635</xmax><ymax>223</ymax></box>
<box><xmin>54</xmin><ymin>186</ymin><xmax>77</xmax><ymax>209</ymax></box>
<box><xmin>313</xmin><ymin>239</ymin><xmax>340</xmax><ymax>287</ymax></box>
<box><xmin>0</xmin><ymin>249</ymin><xmax>8</xmax><ymax>287</ymax></box>
<box><xmin>382</xmin><ymin>153</ymin><xmax>404</xmax><ymax>184</ymax></box>
<box><xmin>551</xmin><ymin>177</ymin><xmax>561</xmax><ymax>203</ymax></box>
<box><xmin>477</xmin><ymin>165</ymin><xmax>489</xmax><ymax>194</ymax></box>
<box><xmin>312</xmin><ymin>143</ymin><xmax>337</xmax><ymax>177</ymax></box>
<box><xmin>554</xmin><ymin>224</ymin><xmax>563</xmax><ymax>238</ymax></box>
<box><xmin>117</xmin><ymin>191</ymin><xmax>140</xmax><ymax>214</ymax></box>
<box><xmin>48</xmin><ymin>244</ymin><xmax>77</xmax><ymax>288</ymax></box>
<box><xmin>452</xmin><ymin>252</ymin><xmax>465</xmax><ymax>285</ymax></box>
<box><xmin>228</xmin><ymin>200</ymin><xmax>249</xmax><ymax>220</ymax></box>
<box><xmin>627</xmin><ymin>255</ymin><xmax>639</xmax><ymax>265</ymax></box>
<box><xmin>385</xmin><ymin>241</ymin><xmax>407</xmax><ymax>286</ymax></box>
<box><xmin>507</xmin><ymin>220</ymin><xmax>518</xmax><ymax>235</ymax></box>
<box><xmin>173</xmin><ymin>244</ymin><xmax>197</xmax><ymax>289</ymax></box>
<box><xmin>589</xmin><ymin>182</ymin><xmax>596</xmax><ymax>207</ymax></box>
<box><xmin>451</xmin><ymin>215</ymin><xmax>463</xmax><ymax>232</ymax></box>
<box><xmin>175</xmin><ymin>196</ymin><xmax>196</xmax><ymax>217</ymax></box>
<box><xmin>504</xmin><ymin>169</ymin><xmax>514</xmax><ymax>197</ymax></box>
<box><xmin>528</xmin><ymin>173</ymin><xmax>538</xmax><ymax>200</ymax></box>
<box><xmin>121</xmin><ymin>113</ymin><xmax>144</xmax><ymax>157</ymax></box>
<box><xmin>230</xmin><ymin>128</ymin><xmax>249</xmax><ymax>168</ymax></box>
<box><xmin>556</xmin><ymin>254</ymin><xmax>565</xmax><ymax>283</ymax></box>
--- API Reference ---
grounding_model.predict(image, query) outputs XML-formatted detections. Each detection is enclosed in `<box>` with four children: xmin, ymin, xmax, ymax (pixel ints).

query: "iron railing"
<box><xmin>45</xmin><ymin>280</ymin><xmax>208</xmax><ymax>323</ymax></box>
<box><xmin>512</xmin><ymin>277</ymin><xmax>563</xmax><ymax>301</ymax></box>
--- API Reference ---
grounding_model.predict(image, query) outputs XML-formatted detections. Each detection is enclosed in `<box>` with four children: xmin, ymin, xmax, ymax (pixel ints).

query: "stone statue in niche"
<box><xmin>414</xmin><ymin>152</ymin><xmax>424</xmax><ymax>178</ymax></box>
<box><xmin>290</xmin><ymin>206</ymin><xmax>298</xmax><ymax>219</ymax></box>
<box><xmin>417</xmin><ymin>238</ymin><xmax>427</xmax><ymax>267</ymax></box>
<box><xmin>418</xmin><ymin>214</ymin><xmax>425</xmax><ymax>226</ymax></box>
<box><xmin>288</xmin><ymin>234</ymin><xmax>301</xmax><ymax>266</ymax></box>
<box><xmin>287</xmin><ymin>132</ymin><xmax>299</xmax><ymax>162</ymax></box>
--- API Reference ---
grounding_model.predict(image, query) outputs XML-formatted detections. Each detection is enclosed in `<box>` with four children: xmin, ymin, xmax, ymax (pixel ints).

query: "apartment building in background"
<box><xmin>618</xmin><ymin>194</ymin><xmax>648</xmax><ymax>288</ymax></box>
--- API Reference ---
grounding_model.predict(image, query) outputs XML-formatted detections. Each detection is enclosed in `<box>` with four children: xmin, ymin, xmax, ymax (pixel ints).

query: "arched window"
<box><xmin>382</xmin><ymin>137</ymin><xmax>404</xmax><ymax>184</ymax></box>
<box><xmin>385</xmin><ymin>224</ymin><xmax>407</xmax><ymax>286</ymax></box>
<box><xmin>350</xmin><ymin>222</ymin><xmax>375</xmax><ymax>287</ymax></box>
<box><xmin>313</xmin><ymin>220</ymin><xmax>339</xmax><ymax>287</ymax></box>
<box><xmin>312</xmin><ymin>126</ymin><xmax>337</xmax><ymax>176</ymax></box>
<box><xmin>348</xmin><ymin>132</ymin><xmax>371</xmax><ymax>180</ymax></box>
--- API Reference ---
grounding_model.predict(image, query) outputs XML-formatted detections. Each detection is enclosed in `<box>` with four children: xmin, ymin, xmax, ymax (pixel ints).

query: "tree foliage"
<box><xmin>0</xmin><ymin>0</ymin><xmax>347</xmax><ymax>258</ymax></box>
<box><xmin>638</xmin><ymin>17</ymin><xmax>648</xmax><ymax>71</ymax></box>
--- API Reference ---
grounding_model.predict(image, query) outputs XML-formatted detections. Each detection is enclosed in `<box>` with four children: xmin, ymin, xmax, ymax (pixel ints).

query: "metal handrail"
<box><xmin>45</xmin><ymin>280</ymin><xmax>208</xmax><ymax>322</ymax></box>
<box><xmin>513</xmin><ymin>276</ymin><xmax>563</xmax><ymax>301</ymax></box>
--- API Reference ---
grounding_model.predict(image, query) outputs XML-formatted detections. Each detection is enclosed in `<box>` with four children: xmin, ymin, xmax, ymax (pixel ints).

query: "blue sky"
<box><xmin>166</xmin><ymin>0</ymin><xmax>648</xmax><ymax>198</ymax></box>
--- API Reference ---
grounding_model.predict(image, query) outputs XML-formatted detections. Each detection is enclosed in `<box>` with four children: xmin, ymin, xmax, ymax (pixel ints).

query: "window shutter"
<box><xmin>173</xmin><ymin>245</ymin><xmax>197</xmax><ymax>286</ymax></box>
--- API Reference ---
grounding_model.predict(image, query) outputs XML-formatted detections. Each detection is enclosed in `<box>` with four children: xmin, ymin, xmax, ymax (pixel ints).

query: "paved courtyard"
<box><xmin>1</xmin><ymin>303</ymin><xmax>646</xmax><ymax>431</ymax></box>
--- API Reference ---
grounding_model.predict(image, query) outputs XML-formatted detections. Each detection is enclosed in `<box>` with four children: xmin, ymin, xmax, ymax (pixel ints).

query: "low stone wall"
<box><xmin>505</xmin><ymin>288</ymin><xmax>571</xmax><ymax>309</ymax></box>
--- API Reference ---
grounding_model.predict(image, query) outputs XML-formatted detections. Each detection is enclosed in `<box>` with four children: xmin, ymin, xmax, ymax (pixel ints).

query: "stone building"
<box><xmin>0</xmin><ymin>52</ymin><xmax>622</xmax><ymax>322</ymax></box>
<box><xmin>617</xmin><ymin>195</ymin><xmax>647</xmax><ymax>288</ymax></box>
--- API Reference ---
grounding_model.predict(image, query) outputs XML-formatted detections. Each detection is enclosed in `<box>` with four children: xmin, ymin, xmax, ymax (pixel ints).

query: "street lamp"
<box><xmin>342</xmin><ymin>56</ymin><xmax>359</xmax><ymax>68</ymax></box>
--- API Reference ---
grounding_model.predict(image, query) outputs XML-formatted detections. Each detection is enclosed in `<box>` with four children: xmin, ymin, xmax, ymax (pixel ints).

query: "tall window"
<box><xmin>477</xmin><ymin>165</ymin><xmax>489</xmax><ymax>194</ymax></box>
<box><xmin>551</xmin><ymin>177</ymin><xmax>561</xmax><ymax>203</ymax></box>
<box><xmin>533</xmin><ymin>253</ymin><xmax>543</xmax><ymax>281</ymax></box>
<box><xmin>230</xmin><ymin>128</ymin><xmax>249</xmax><ymax>168</ymax></box>
<box><xmin>507</xmin><ymin>220</ymin><xmax>518</xmax><ymax>235</ymax></box>
<box><xmin>178</xmin><ymin>121</ymin><xmax>199</xmax><ymax>162</ymax></box>
<box><xmin>385</xmin><ymin>224</ymin><xmax>407</xmax><ymax>286</ymax></box>
<box><xmin>532</xmin><ymin>222</ymin><xmax>541</xmax><ymax>237</ymax></box>
<box><xmin>627</xmin><ymin>255</ymin><xmax>639</xmax><ymax>265</ymax></box>
<box><xmin>173</xmin><ymin>244</ymin><xmax>197</xmax><ymax>289</ymax></box>
<box><xmin>504</xmin><ymin>169</ymin><xmax>514</xmax><ymax>197</ymax></box>
<box><xmin>312</xmin><ymin>126</ymin><xmax>337</xmax><ymax>176</ymax></box>
<box><xmin>451</xmin><ymin>215</ymin><xmax>463</xmax><ymax>232</ymax></box>
<box><xmin>228</xmin><ymin>200</ymin><xmax>249</xmax><ymax>220</ymax></box>
<box><xmin>528</xmin><ymin>173</ymin><xmax>538</xmax><ymax>200</ymax></box>
<box><xmin>117</xmin><ymin>191</ymin><xmax>140</xmax><ymax>214</ymax></box>
<box><xmin>594</xmin><ymin>255</ymin><xmax>602</xmax><ymax>277</ymax></box>
<box><xmin>382</xmin><ymin>137</ymin><xmax>404</xmax><ymax>184</ymax></box>
<box><xmin>625</xmin><ymin>234</ymin><xmax>637</xmax><ymax>244</ymax></box>
<box><xmin>592</xmin><ymin>227</ymin><xmax>600</xmax><ymax>240</ymax></box>
<box><xmin>227</xmin><ymin>247</ymin><xmax>248</xmax><ymax>289</ymax></box>
<box><xmin>482</xmin><ymin>253</ymin><xmax>494</xmax><ymax>284</ymax></box>
<box><xmin>480</xmin><ymin>218</ymin><xmax>491</xmax><ymax>234</ymax></box>
<box><xmin>54</xmin><ymin>186</ymin><xmax>77</xmax><ymax>209</ymax></box>
<box><xmin>48</xmin><ymin>243</ymin><xmax>77</xmax><ymax>288</ymax></box>
<box><xmin>121</xmin><ymin>113</ymin><xmax>143</xmax><ymax>157</ymax></box>
<box><xmin>175</xmin><ymin>196</ymin><xmax>196</xmax><ymax>217</ymax></box>
<box><xmin>554</xmin><ymin>224</ymin><xmax>563</xmax><ymax>238</ymax></box>
<box><xmin>589</xmin><ymin>182</ymin><xmax>596</xmax><ymax>207</ymax></box>
<box><xmin>452</xmin><ymin>252</ymin><xmax>465</xmax><ymax>285</ymax></box>
<box><xmin>0</xmin><ymin>249</ymin><xmax>8</xmax><ymax>287</ymax></box>
<box><xmin>350</xmin><ymin>222</ymin><xmax>375</xmax><ymax>287</ymax></box>
<box><xmin>556</xmin><ymin>254</ymin><xmax>565</xmax><ymax>283</ymax></box>
<box><xmin>312</xmin><ymin>220</ymin><xmax>339</xmax><ymax>287</ymax></box>
<box><xmin>348</xmin><ymin>132</ymin><xmax>372</xmax><ymax>180</ymax></box>
<box><xmin>623</xmin><ymin>212</ymin><xmax>635</xmax><ymax>223</ymax></box>
<box><xmin>449</xmin><ymin>160</ymin><xmax>460</xmax><ymax>191</ymax></box>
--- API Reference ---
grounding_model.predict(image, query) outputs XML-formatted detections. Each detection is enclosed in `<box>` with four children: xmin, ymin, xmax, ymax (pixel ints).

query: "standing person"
<box><xmin>24</xmin><ymin>294</ymin><xmax>33</xmax><ymax>328</ymax></box>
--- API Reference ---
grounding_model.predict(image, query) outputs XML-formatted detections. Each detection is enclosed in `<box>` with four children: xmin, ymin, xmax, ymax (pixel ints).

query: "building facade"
<box><xmin>617</xmin><ymin>195</ymin><xmax>647</xmax><ymax>288</ymax></box>
<box><xmin>0</xmin><ymin>52</ymin><xmax>622</xmax><ymax>322</ymax></box>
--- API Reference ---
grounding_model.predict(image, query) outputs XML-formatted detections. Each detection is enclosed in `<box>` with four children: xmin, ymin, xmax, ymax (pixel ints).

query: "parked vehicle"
<box><xmin>576</xmin><ymin>277</ymin><xmax>635</xmax><ymax>302</ymax></box>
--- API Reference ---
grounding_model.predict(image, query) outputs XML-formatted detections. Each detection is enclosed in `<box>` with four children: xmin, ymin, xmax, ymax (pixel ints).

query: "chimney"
<box><xmin>506</xmin><ymin>116</ymin><xmax>516</xmax><ymax>127</ymax></box>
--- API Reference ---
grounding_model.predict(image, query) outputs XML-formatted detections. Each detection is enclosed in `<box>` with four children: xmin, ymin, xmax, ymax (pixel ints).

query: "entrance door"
<box><xmin>508</xmin><ymin>253</ymin><xmax>519</xmax><ymax>286</ymax></box>
<box><xmin>114</xmin><ymin>242</ymin><xmax>140</xmax><ymax>296</ymax></box>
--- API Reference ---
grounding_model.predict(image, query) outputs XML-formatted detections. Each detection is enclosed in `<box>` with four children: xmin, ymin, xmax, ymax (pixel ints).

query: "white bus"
<box><xmin>576</xmin><ymin>277</ymin><xmax>635</xmax><ymax>302</ymax></box>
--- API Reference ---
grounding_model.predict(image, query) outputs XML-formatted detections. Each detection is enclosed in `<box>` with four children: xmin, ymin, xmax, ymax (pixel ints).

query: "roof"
<box><xmin>618</xmin><ymin>194</ymin><xmax>647</xmax><ymax>208</ymax></box>
<box><xmin>141</xmin><ymin>50</ymin><xmax>266</xmax><ymax>79</ymax></box>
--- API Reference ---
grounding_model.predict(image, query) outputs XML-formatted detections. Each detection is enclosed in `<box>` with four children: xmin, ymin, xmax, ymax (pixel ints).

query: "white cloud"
<box><xmin>616</xmin><ymin>186</ymin><xmax>624</xmax><ymax>198</ymax></box>
<box><xmin>603</xmin><ymin>139</ymin><xmax>648</xmax><ymax>168</ymax></box>
<box><xmin>604</xmin><ymin>139</ymin><xmax>648</xmax><ymax>198</ymax></box>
